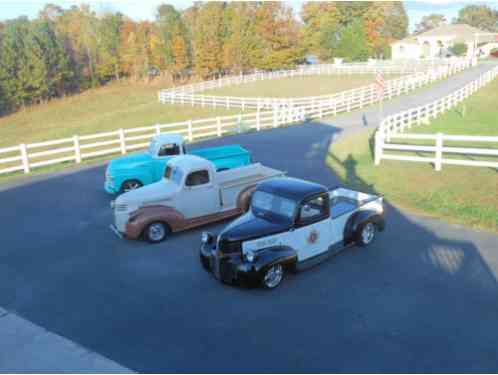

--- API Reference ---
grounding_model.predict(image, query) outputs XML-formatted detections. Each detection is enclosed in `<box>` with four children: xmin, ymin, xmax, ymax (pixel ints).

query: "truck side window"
<box><xmin>186</xmin><ymin>170</ymin><xmax>210</xmax><ymax>186</ymax></box>
<box><xmin>297</xmin><ymin>195</ymin><xmax>328</xmax><ymax>225</ymax></box>
<box><xmin>158</xmin><ymin>143</ymin><xmax>180</xmax><ymax>157</ymax></box>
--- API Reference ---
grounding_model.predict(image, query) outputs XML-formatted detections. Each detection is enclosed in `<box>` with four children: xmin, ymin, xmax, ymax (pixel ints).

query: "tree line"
<box><xmin>0</xmin><ymin>1</ymin><xmax>411</xmax><ymax>115</ymax></box>
<box><xmin>415</xmin><ymin>4</ymin><xmax>498</xmax><ymax>34</ymax></box>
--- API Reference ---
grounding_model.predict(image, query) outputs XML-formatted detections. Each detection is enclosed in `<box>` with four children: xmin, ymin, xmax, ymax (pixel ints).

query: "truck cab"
<box><xmin>105</xmin><ymin>134</ymin><xmax>251</xmax><ymax>194</ymax></box>
<box><xmin>200</xmin><ymin>177</ymin><xmax>385</xmax><ymax>289</ymax></box>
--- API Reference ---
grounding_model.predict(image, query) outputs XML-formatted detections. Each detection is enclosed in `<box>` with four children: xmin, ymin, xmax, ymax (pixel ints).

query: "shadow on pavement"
<box><xmin>0</xmin><ymin>121</ymin><xmax>497</xmax><ymax>372</ymax></box>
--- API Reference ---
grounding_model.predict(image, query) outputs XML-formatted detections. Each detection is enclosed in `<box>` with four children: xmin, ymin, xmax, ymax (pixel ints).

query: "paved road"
<box><xmin>0</xmin><ymin>63</ymin><xmax>497</xmax><ymax>373</ymax></box>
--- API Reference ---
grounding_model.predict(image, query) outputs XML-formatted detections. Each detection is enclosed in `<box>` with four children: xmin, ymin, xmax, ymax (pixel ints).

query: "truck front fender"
<box><xmin>343</xmin><ymin>209</ymin><xmax>385</xmax><ymax>246</ymax></box>
<box><xmin>115</xmin><ymin>171</ymin><xmax>153</xmax><ymax>191</ymax></box>
<box><xmin>251</xmin><ymin>246</ymin><xmax>298</xmax><ymax>273</ymax></box>
<box><xmin>125</xmin><ymin>205</ymin><xmax>186</xmax><ymax>239</ymax></box>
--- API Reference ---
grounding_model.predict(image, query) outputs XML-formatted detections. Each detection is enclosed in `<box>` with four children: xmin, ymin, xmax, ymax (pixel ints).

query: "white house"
<box><xmin>391</xmin><ymin>24</ymin><xmax>498</xmax><ymax>60</ymax></box>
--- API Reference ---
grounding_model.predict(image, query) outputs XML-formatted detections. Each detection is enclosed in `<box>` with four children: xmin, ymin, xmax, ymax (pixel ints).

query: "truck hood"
<box><xmin>116</xmin><ymin>179</ymin><xmax>179</xmax><ymax>207</ymax></box>
<box><xmin>219</xmin><ymin>211</ymin><xmax>291</xmax><ymax>243</ymax></box>
<box><xmin>107</xmin><ymin>152</ymin><xmax>153</xmax><ymax>174</ymax></box>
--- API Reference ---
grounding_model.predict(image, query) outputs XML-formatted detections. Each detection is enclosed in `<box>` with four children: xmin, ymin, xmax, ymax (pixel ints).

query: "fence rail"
<box><xmin>158</xmin><ymin>59</ymin><xmax>473</xmax><ymax>110</ymax></box>
<box><xmin>160</xmin><ymin>58</ymin><xmax>467</xmax><ymax>97</ymax></box>
<box><xmin>375</xmin><ymin>65</ymin><xmax>498</xmax><ymax>170</ymax></box>
<box><xmin>0</xmin><ymin>59</ymin><xmax>474</xmax><ymax>177</ymax></box>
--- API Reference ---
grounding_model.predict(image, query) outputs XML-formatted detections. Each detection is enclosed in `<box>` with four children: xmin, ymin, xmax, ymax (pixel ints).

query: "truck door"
<box><xmin>178</xmin><ymin>169</ymin><xmax>219</xmax><ymax>219</ymax></box>
<box><xmin>288</xmin><ymin>194</ymin><xmax>331</xmax><ymax>261</ymax></box>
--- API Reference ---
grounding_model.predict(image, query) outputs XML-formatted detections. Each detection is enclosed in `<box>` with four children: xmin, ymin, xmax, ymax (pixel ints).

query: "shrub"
<box><xmin>449</xmin><ymin>42</ymin><xmax>468</xmax><ymax>56</ymax></box>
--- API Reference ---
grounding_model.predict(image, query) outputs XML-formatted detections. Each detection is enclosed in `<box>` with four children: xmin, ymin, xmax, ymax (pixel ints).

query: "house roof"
<box><xmin>392</xmin><ymin>24</ymin><xmax>490</xmax><ymax>45</ymax></box>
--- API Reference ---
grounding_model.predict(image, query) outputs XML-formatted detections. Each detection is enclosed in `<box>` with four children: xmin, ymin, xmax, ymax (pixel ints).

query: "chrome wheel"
<box><xmin>147</xmin><ymin>223</ymin><xmax>166</xmax><ymax>243</ymax></box>
<box><xmin>361</xmin><ymin>222</ymin><xmax>375</xmax><ymax>245</ymax></box>
<box><xmin>263</xmin><ymin>264</ymin><xmax>284</xmax><ymax>289</ymax></box>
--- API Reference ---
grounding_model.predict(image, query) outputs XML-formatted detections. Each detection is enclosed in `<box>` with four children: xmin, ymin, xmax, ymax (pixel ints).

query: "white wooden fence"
<box><xmin>0</xmin><ymin>107</ymin><xmax>306</xmax><ymax>176</ymax></box>
<box><xmin>159</xmin><ymin>59</ymin><xmax>473</xmax><ymax>111</ymax></box>
<box><xmin>375</xmin><ymin>65</ymin><xmax>498</xmax><ymax>170</ymax></box>
<box><xmin>0</xmin><ymin>59</ymin><xmax>474</xmax><ymax>177</ymax></box>
<box><xmin>160</xmin><ymin>58</ymin><xmax>466</xmax><ymax>97</ymax></box>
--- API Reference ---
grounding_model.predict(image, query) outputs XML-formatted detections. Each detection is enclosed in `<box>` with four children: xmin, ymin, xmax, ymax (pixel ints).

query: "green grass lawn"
<box><xmin>327</xmin><ymin>128</ymin><xmax>498</xmax><ymax>233</ymax></box>
<box><xmin>328</xmin><ymin>77</ymin><xmax>498</xmax><ymax>233</ymax></box>
<box><xmin>0</xmin><ymin>80</ymin><xmax>239</xmax><ymax>149</ymax></box>
<box><xmin>388</xmin><ymin>77</ymin><xmax>498</xmax><ymax>152</ymax></box>
<box><xmin>203</xmin><ymin>74</ymin><xmax>400</xmax><ymax>98</ymax></box>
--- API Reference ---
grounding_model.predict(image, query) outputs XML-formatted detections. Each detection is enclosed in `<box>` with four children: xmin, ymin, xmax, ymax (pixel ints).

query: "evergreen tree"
<box><xmin>335</xmin><ymin>19</ymin><xmax>370</xmax><ymax>62</ymax></box>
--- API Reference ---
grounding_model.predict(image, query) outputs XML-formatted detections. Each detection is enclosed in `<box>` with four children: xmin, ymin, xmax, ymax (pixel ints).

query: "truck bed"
<box><xmin>329</xmin><ymin>188</ymin><xmax>382</xmax><ymax>219</ymax></box>
<box><xmin>190</xmin><ymin>144</ymin><xmax>250</xmax><ymax>162</ymax></box>
<box><xmin>216</xmin><ymin>163</ymin><xmax>285</xmax><ymax>209</ymax></box>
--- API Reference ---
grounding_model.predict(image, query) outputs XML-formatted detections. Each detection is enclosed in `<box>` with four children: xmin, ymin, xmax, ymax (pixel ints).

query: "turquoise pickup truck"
<box><xmin>105</xmin><ymin>134</ymin><xmax>251</xmax><ymax>194</ymax></box>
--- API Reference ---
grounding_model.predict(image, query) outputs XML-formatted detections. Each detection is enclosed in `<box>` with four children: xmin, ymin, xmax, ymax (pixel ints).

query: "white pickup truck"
<box><xmin>200</xmin><ymin>177</ymin><xmax>385</xmax><ymax>289</ymax></box>
<box><xmin>112</xmin><ymin>154</ymin><xmax>284</xmax><ymax>243</ymax></box>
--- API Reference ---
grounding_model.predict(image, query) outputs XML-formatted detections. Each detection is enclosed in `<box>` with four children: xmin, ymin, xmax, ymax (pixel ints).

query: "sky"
<box><xmin>1</xmin><ymin>0</ymin><xmax>498</xmax><ymax>32</ymax></box>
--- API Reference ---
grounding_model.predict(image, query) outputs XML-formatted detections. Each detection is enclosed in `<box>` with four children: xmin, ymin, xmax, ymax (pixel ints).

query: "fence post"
<box><xmin>119</xmin><ymin>128</ymin><xmax>126</xmax><ymax>154</ymax></box>
<box><xmin>374</xmin><ymin>132</ymin><xmax>383</xmax><ymax>166</ymax></box>
<box><xmin>256</xmin><ymin>109</ymin><xmax>261</xmax><ymax>131</ymax></box>
<box><xmin>188</xmin><ymin>120</ymin><xmax>193</xmax><ymax>142</ymax></box>
<box><xmin>273</xmin><ymin>108</ymin><xmax>278</xmax><ymax>128</ymax></box>
<box><xmin>73</xmin><ymin>135</ymin><xmax>81</xmax><ymax>163</ymax></box>
<box><xmin>226</xmin><ymin>96</ymin><xmax>230</xmax><ymax>108</ymax></box>
<box><xmin>237</xmin><ymin>114</ymin><xmax>242</xmax><ymax>133</ymax></box>
<box><xmin>217</xmin><ymin>117</ymin><xmax>222</xmax><ymax>137</ymax></box>
<box><xmin>155</xmin><ymin>124</ymin><xmax>161</xmax><ymax>135</ymax></box>
<box><xmin>242</xmin><ymin>99</ymin><xmax>245</xmax><ymax>112</ymax></box>
<box><xmin>435</xmin><ymin>133</ymin><xmax>443</xmax><ymax>171</ymax></box>
<box><xmin>20</xmin><ymin>143</ymin><xmax>30</xmax><ymax>173</ymax></box>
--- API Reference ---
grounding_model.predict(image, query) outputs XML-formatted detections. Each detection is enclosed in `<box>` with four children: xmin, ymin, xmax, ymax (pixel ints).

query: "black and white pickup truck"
<box><xmin>200</xmin><ymin>177</ymin><xmax>385</xmax><ymax>289</ymax></box>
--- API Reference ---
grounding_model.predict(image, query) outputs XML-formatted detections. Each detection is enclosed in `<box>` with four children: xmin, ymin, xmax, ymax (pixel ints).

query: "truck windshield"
<box><xmin>251</xmin><ymin>191</ymin><xmax>297</xmax><ymax>224</ymax></box>
<box><xmin>164</xmin><ymin>166</ymin><xmax>183</xmax><ymax>185</ymax></box>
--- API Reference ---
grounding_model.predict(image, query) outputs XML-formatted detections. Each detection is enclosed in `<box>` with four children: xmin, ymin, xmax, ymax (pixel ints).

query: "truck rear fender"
<box><xmin>236</xmin><ymin>185</ymin><xmax>257</xmax><ymax>212</ymax></box>
<box><xmin>252</xmin><ymin>246</ymin><xmax>297</xmax><ymax>273</ymax></box>
<box><xmin>343</xmin><ymin>209</ymin><xmax>385</xmax><ymax>246</ymax></box>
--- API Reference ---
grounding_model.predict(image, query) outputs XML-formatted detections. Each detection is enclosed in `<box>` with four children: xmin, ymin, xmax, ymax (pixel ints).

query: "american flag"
<box><xmin>375</xmin><ymin>71</ymin><xmax>385</xmax><ymax>99</ymax></box>
<box><xmin>375</xmin><ymin>72</ymin><xmax>385</xmax><ymax>89</ymax></box>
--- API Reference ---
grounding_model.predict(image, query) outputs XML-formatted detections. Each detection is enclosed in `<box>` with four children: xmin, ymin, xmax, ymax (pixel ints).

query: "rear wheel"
<box><xmin>262</xmin><ymin>264</ymin><xmax>284</xmax><ymax>289</ymax></box>
<box><xmin>119</xmin><ymin>179</ymin><xmax>143</xmax><ymax>194</ymax></box>
<box><xmin>357</xmin><ymin>221</ymin><xmax>376</xmax><ymax>247</ymax></box>
<box><xmin>144</xmin><ymin>222</ymin><xmax>170</xmax><ymax>244</ymax></box>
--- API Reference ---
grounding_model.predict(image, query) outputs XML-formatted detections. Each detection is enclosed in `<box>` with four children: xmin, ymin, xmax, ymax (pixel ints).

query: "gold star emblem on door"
<box><xmin>307</xmin><ymin>229</ymin><xmax>319</xmax><ymax>244</ymax></box>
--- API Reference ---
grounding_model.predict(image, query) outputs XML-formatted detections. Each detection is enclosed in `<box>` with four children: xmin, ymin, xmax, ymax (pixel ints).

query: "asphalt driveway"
<box><xmin>0</xmin><ymin>63</ymin><xmax>497</xmax><ymax>373</ymax></box>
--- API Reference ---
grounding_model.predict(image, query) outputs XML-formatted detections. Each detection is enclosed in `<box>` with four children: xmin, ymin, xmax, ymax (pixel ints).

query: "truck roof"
<box><xmin>257</xmin><ymin>177</ymin><xmax>327</xmax><ymax>201</ymax></box>
<box><xmin>152</xmin><ymin>134</ymin><xmax>184</xmax><ymax>145</ymax></box>
<box><xmin>167</xmin><ymin>154</ymin><xmax>211</xmax><ymax>171</ymax></box>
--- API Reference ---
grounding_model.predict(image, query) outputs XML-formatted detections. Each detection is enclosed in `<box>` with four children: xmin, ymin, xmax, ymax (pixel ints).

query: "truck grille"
<box><xmin>115</xmin><ymin>204</ymin><xmax>128</xmax><ymax>212</ymax></box>
<box><xmin>218</xmin><ymin>239</ymin><xmax>241</xmax><ymax>254</ymax></box>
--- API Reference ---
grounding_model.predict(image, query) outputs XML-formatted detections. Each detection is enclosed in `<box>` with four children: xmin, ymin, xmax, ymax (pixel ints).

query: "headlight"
<box><xmin>201</xmin><ymin>232</ymin><xmax>213</xmax><ymax>245</ymax></box>
<box><xmin>245</xmin><ymin>250</ymin><xmax>255</xmax><ymax>262</ymax></box>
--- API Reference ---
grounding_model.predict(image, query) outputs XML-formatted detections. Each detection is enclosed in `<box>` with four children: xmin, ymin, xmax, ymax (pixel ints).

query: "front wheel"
<box><xmin>262</xmin><ymin>264</ymin><xmax>284</xmax><ymax>289</ymax></box>
<box><xmin>144</xmin><ymin>222</ymin><xmax>171</xmax><ymax>244</ymax></box>
<box><xmin>356</xmin><ymin>221</ymin><xmax>376</xmax><ymax>247</ymax></box>
<box><xmin>119</xmin><ymin>179</ymin><xmax>143</xmax><ymax>194</ymax></box>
